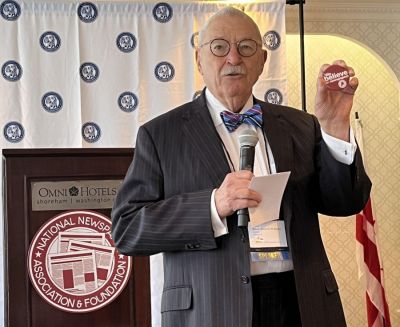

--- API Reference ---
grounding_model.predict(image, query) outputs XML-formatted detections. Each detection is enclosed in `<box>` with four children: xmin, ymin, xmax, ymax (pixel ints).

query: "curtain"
<box><xmin>0</xmin><ymin>1</ymin><xmax>286</xmax><ymax>324</ymax></box>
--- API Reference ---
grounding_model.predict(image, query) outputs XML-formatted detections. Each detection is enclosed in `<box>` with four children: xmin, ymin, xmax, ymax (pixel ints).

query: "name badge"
<box><xmin>249</xmin><ymin>220</ymin><xmax>289</xmax><ymax>262</ymax></box>
<box><xmin>248</xmin><ymin>220</ymin><xmax>288</xmax><ymax>252</ymax></box>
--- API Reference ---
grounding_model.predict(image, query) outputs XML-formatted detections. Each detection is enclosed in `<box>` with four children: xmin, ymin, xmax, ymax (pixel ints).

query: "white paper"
<box><xmin>248</xmin><ymin>171</ymin><xmax>290</xmax><ymax>226</ymax></box>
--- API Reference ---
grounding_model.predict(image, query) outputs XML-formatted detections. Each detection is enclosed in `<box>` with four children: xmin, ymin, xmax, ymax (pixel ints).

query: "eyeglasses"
<box><xmin>198</xmin><ymin>38</ymin><xmax>261</xmax><ymax>57</ymax></box>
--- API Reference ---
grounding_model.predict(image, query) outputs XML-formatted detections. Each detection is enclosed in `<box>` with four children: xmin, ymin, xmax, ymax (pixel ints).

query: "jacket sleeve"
<box><xmin>313</xmin><ymin>115</ymin><xmax>372</xmax><ymax>216</ymax></box>
<box><xmin>111</xmin><ymin>125</ymin><xmax>218</xmax><ymax>256</ymax></box>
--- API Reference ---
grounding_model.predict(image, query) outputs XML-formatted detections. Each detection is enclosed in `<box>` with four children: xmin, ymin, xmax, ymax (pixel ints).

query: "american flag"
<box><xmin>355</xmin><ymin>113</ymin><xmax>391</xmax><ymax>327</ymax></box>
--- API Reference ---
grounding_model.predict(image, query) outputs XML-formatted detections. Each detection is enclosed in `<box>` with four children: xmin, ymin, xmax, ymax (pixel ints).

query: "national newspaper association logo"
<box><xmin>27</xmin><ymin>210</ymin><xmax>131</xmax><ymax>313</ymax></box>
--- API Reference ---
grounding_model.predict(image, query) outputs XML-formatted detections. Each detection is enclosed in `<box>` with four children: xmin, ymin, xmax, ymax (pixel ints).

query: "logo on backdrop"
<box><xmin>2</xmin><ymin>60</ymin><xmax>22</xmax><ymax>81</ymax></box>
<box><xmin>40</xmin><ymin>31</ymin><xmax>61</xmax><ymax>52</ymax></box>
<box><xmin>190</xmin><ymin>32</ymin><xmax>199</xmax><ymax>49</ymax></box>
<box><xmin>3</xmin><ymin>121</ymin><xmax>24</xmax><ymax>143</ymax></box>
<box><xmin>82</xmin><ymin>122</ymin><xmax>101</xmax><ymax>143</ymax></box>
<box><xmin>77</xmin><ymin>2</ymin><xmax>98</xmax><ymax>23</ymax></box>
<box><xmin>263</xmin><ymin>31</ymin><xmax>281</xmax><ymax>51</ymax></box>
<box><xmin>153</xmin><ymin>2</ymin><xmax>173</xmax><ymax>23</ymax></box>
<box><xmin>118</xmin><ymin>92</ymin><xmax>138</xmax><ymax>112</ymax></box>
<box><xmin>42</xmin><ymin>92</ymin><xmax>63</xmax><ymax>113</ymax></box>
<box><xmin>80</xmin><ymin>62</ymin><xmax>99</xmax><ymax>83</ymax></box>
<box><xmin>0</xmin><ymin>0</ymin><xmax>21</xmax><ymax>21</ymax></box>
<box><xmin>264</xmin><ymin>88</ymin><xmax>283</xmax><ymax>105</ymax></box>
<box><xmin>154</xmin><ymin>61</ymin><xmax>174</xmax><ymax>82</ymax></box>
<box><xmin>27</xmin><ymin>210</ymin><xmax>132</xmax><ymax>313</ymax></box>
<box><xmin>116</xmin><ymin>32</ymin><xmax>137</xmax><ymax>53</ymax></box>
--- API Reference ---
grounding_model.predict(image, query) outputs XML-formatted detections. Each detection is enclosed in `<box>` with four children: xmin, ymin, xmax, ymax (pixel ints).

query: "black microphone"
<box><xmin>237</xmin><ymin>129</ymin><xmax>258</xmax><ymax>227</ymax></box>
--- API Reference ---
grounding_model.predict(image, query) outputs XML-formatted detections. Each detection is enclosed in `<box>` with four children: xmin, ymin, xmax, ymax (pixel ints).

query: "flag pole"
<box><xmin>287</xmin><ymin>0</ymin><xmax>306</xmax><ymax>112</ymax></box>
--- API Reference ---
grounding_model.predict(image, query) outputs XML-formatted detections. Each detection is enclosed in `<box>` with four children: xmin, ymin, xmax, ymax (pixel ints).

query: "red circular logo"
<box><xmin>27</xmin><ymin>210</ymin><xmax>131</xmax><ymax>313</ymax></box>
<box><xmin>323</xmin><ymin>64</ymin><xmax>350</xmax><ymax>91</ymax></box>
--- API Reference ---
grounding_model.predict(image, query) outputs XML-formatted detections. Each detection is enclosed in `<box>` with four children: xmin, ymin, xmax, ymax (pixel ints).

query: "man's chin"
<box><xmin>222</xmin><ymin>85</ymin><xmax>250</xmax><ymax>99</ymax></box>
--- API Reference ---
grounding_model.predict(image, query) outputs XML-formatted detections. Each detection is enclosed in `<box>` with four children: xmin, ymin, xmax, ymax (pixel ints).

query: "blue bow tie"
<box><xmin>220</xmin><ymin>104</ymin><xmax>263</xmax><ymax>133</ymax></box>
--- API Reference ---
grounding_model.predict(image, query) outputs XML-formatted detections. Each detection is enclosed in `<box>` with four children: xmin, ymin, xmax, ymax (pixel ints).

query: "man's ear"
<box><xmin>262</xmin><ymin>49</ymin><xmax>268</xmax><ymax>64</ymax></box>
<box><xmin>195</xmin><ymin>49</ymin><xmax>203</xmax><ymax>75</ymax></box>
<box><xmin>258</xmin><ymin>49</ymin><xmax>268</xmax><ymax>75</ymax></box>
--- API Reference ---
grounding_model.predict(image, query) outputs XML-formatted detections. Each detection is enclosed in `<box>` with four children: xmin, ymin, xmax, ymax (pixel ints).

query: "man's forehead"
<box><xmin>204</xmin><ymin>15</ymin><xmax>260</xmax><ymax>40</ymax></box>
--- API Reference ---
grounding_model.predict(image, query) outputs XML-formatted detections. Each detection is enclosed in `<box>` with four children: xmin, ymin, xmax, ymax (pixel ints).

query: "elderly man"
<box><xmin>111</xmin><ymin>7</ymin><xmax>371</xmax><ymax>327</ymax></box>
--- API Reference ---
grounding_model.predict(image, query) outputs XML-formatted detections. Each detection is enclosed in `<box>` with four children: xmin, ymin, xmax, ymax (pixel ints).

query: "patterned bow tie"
<box><xmin>220</xmin><ymin>104</ymin><xmax>263</xmax><ymax>132</ymax></box>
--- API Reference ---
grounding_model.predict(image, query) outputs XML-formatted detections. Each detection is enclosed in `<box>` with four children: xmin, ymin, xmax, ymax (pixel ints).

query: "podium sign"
<box><xmin>3</xmin><ymin>149</ymin><xmax>150</xmax><ymax>327</ymax></box>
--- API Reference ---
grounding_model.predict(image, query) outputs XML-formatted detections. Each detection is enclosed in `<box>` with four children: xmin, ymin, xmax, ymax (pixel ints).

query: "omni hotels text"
<box><xmin>35</xmin><ymin>186</ymin><xmax>117</xmax><ymax>205</ymax></box>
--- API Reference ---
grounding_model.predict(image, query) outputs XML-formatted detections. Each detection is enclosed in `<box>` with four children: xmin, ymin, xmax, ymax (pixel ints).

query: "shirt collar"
<box><xmin>205</xmin><ymin>88</ymin><xmax>254</xmax><ymax>127</ymax></box>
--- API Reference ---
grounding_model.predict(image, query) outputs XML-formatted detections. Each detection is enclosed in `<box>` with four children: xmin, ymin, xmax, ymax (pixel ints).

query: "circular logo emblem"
<box><xmin>80</xmin><ymin>62</ymin><xmax>99</xmax><ymax>83</ymax></box>
<box><xmin>264</xmin><ymin>88</ymin><xmax>283</xmax><ymax>105</ymax></box>
<box><xmin>323</xmin><ymin>64</ymin><xmax>350</xmax><ymax>91</ymax></box>
<box><xmin>40</xmin><ymin>31</ymin><xmax>61</xmax><ymax>52</ymax></box>
<box><xmin>2</xmin><ymin>60</ymin><xmax>22</xmax><ymax>81</ymax></box>
<box><xmin>82</xmin><ymin>122</ymin><xmax>101</xmax><ymax>143</ymax></box>
<box><xmin>118</xmin><ymin>92</ymin><xmax>138</xmax><ymax>112</ymax></box>
<box><xmin>154</xmin><ymin>61</ymin><xmax>174</xmax><ymax>82</ymax></box>
<box><xmin>27</xmin><ymin>210</ymin><xmax>132</xmax><ymax>313</ymax></box>
<box><xmin>3</xmin><ymin>121</ymin><xmax>24</xmax><ymax>143</ymax></box>
<box><xmin>42</xmin><ymin>92</ymin><xmax>63</xmax><ymax>113</ymax></box>
<box><xmin>190</xmin><ymin>32</ymin><xmax>199</xmax><ymax>48</ymax></box>
<box><xmin>0</xmin><ymin>0</ymin><xmax>21</xmax><ymax>21</ymax></box>
<box><xmin>192</xmin><ymin>90</ymin><xmax>202</xmax><ymax>101</ymax></box>
<box><xmin>116</xmin><ymin>32</ymin><xmax>137</xmax><ymax>53</ymax></box>
<box><xmin>77</xmin><ymin>2</ymin><xmax>97</xmax><ymax>23</ymax></box>
<box><xmin>152</xmin><ymin>2</ymin><xmax>172</xmax><ymax>23</ymax></box>
<box><xmin>263</xmin><ymin>31</ymin><xmax>281</xmax><ymax>51</ymax></box>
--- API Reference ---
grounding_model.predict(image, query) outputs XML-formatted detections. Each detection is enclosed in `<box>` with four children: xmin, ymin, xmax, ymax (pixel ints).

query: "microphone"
<box><xmin>237</xmin><ymin>129</ymin><xmax>258</xmax><ymax>227</ymax></box>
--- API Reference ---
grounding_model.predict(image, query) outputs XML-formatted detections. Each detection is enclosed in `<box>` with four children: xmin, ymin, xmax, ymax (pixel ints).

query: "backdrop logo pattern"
<box><xmin>152</xmin><ymin>2</ymin><xmax>172</xmax><ymax>23</ymax></box>
<box><xmin>82</xmin><ymin>122</ymin><xmax>101</xmax><ymax>143</ymax></box>
<box><xmin>80</xmin><ymin>62</ymin><xmax>99</xmax><ymax>83</ymax></box>
<box><xmin>118</xmin><ymin>92</ymin><xmax>138</xmax><ymax>112</ymax></box>
<box><xmin>263</xmin><ymin>31</ymin><xmax>281</xmax><ymax>51</ymax></box>
<box><xmin>264</xmin><ymin>88</ymin><xmax>283</xmax><ymax>105</ymax></box>
<box><xmin>42</xmin><ymin>92</ymin><xmax>63</xmax><ymax>113</ymax></box>
<box><xmin>0</xmin><ymin>0</ymin><xmax>20</xmax><ymax>21</ymax></box>
<box><xmin>116</xmin><ymin>32</ymin><xmax>137</xmax><ymax>53</ymax></box>
<box><xmin>2</xmin><ymin>60</ymin><xmax>22</xmax><ymax>81</ymax></box>
<box><xmin>3</xmin><ymin>121</ymin><xmax>24</xmax><ymax>143</ymax></box>
<box><xmin>190</xmin><ymin>32</ymin><xmax>199</xmax><ymax>48</ymax></box>
<box><xmin>77</xmin><ymin>2</ymin><xmax>98</xmax><ymax>23</ymax></box>
<box><xmin>40</xmin><ymin>31</ymin><xmax>61</xmax><ymax>52</ymax></box>
<box><xmin>155</xmin><ymin>61</ymin><xmax>174</xmax><ymax>82</ymax></box>
<box><xmin>27</xmin><ymin>210</ymin><xmax>132</xmax><ymax>313</ymax></box>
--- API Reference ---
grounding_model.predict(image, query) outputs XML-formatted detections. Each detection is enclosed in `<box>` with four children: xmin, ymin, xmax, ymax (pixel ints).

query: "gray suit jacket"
<box><xmin>111</xmin><ymin>91</ymin><xmax>371</xmax><ymax>327</ymax></box>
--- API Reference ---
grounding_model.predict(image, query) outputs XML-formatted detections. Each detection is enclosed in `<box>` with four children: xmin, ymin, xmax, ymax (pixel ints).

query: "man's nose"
<box><xmin>225</xmin><ymin>45</ymin><xmax>242</xmax><ymax>65</ymax></box>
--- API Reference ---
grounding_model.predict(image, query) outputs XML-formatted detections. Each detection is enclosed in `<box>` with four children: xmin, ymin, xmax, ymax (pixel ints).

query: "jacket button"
<box><xmin>240</xmin><ymin>275</ymin><xmax>250</xmax><ymax>284</ymax></box>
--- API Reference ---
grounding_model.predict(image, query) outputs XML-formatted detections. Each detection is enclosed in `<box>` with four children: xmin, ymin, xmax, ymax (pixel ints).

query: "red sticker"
<box><xmin>323</xmin><ymin>65</ymin><xmax>350</xmax><ymax>91</ymax></box>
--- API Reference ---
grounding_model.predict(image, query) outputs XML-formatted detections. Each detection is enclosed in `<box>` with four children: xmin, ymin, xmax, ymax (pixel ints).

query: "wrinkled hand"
<box><xmin>315</xmin><ymin>60</ymin><xmax>358</xmax><ymax>141</ymax></box>
<box><xmin>215</xmin><ymin>171</ymin><xmax>262</xmax><ymax>218</ymax></box>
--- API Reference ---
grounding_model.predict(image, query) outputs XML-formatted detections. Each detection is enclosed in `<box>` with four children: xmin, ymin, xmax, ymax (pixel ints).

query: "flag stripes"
<box><xmin>355</xmin><ymin>116</ymin><xmax>391</xmax><ymax>327</ymax></box>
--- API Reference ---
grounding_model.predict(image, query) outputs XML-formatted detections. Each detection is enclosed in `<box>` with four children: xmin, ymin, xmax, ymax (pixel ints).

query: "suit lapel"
<box><xmin>181</xmin><ymin>93</ymin><xmax>231</xmax><ymax>187</ymax></box>
<box><xmin>257</xmin><ymin>101</ymin><xmax>294</xmax><ymax>174</ymax></box>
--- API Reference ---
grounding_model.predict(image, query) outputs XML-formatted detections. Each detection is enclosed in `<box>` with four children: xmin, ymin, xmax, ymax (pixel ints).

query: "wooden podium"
<box><xmin>3</xmin><ymin>149</ymin><xmax>151</xmax><ymax>327</ymax></box>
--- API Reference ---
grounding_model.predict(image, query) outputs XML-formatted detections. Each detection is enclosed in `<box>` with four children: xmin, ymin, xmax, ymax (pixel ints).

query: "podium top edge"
<box><xmin>2</xmin><ymin>148</ymin><xmax>134</xmax><ymax>158</ymax></box>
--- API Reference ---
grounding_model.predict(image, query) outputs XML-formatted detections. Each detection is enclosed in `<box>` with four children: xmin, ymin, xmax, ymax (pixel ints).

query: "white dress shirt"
<box><xmin>205</xmin><ymin>88</ymin><xmax>357</xmax><ymax>275</ymax></box>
